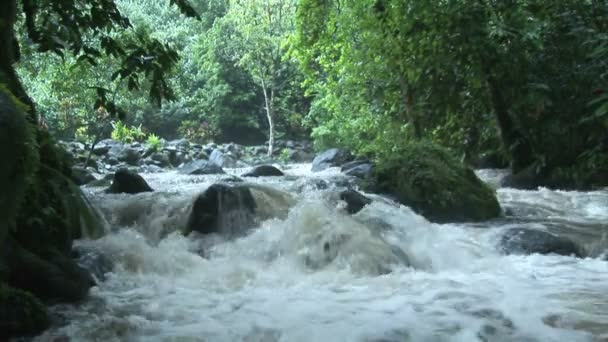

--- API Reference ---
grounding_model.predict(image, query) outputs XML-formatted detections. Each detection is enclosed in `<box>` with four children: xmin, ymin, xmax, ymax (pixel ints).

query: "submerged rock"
<box><xmin>179</xmin><ymin>160</ymin><xmax>225</xmax><ymax>175</ymax></box>
<box><xmin>106</xmin><ymin>169</ymin><xmax>153</xmax><ymax>194</ymax></box>
<box><xmin>73</xmin><ymin>246</ymin><xmax>114</xmax><ymax>282</ymax></box>
<box><xmin>499</xmin><ymin>228</ymin><xmax>583</xmax><ymax>257</ymax></box>
<box><xmin>311</xmin><ymin>148</ymin><xmax>353</xmax><ymax>172</ymax></box>
<box><xmin>365</xmin><ymin>141</ymin><xmax>501</xmax><ymax>223</ymax></box>
<box><xmin>339</xmin><ymin>189</ymin><xmax>372</xmax><ymax>214</ymax></box>
<box><xmin>185</xmin><ymin>183</ymin><xmax>257</xmax><ymax>236</ymax></box>
<box><xmin>242</xmin><ymin>165</ymin><xmax>284</xmax><ymax>177</ymax></box>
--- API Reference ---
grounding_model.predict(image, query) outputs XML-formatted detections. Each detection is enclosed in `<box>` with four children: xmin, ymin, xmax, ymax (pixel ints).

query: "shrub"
<box><xmin>111</xmin><ymin>121</ymin><xmax>146</xmax><ymax>143</ymax></box>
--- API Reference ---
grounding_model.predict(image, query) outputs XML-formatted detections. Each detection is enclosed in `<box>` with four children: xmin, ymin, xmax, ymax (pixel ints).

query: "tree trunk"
<box><xmin>261</xmin><ymin>78</ymin><xmax>274</xmax><ymax>157</ymax></box>
<box><xmin>485</xmin><ymin>74</ymin><xmax>533</xmax><ymax>173</ymax></box>
<box><xmin>399</xmin><ymin>76</ymin><xmax>421</xmax><ymax>139</ymax></box>
<box><xmin>0</xmin><ymin>0</ymin><xmax>36</xmax><ymax>122</ymax></box>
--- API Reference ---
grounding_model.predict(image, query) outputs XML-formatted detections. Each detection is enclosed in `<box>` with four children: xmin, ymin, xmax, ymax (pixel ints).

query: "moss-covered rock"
<box><xmin>366</xmin><ymin>141</ymin><xmax>501</xmax><ymax>223</ymax></box>
<box><xmin>0</xmin><ymin>283</ymin><xmax>50</xmax><ymax>339</ymax></box>
<box><xmin>5</xmin><ymin>243</ymin><xmax>94</xmax><ymax>302</ymax></box>
<box><xmin>0</xmin><ymin>85</ymin><xmax>38</xmax><ymax>244</ymax></box>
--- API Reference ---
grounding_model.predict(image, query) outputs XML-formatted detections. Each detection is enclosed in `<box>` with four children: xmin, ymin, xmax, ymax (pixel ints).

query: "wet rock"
<box><xmin>311</xmin><ymin>148</ymin><xmax>353</xmax><ymax>172</ymax></box>
<box><xmin>499</xmin><ymin>228</ymin><xmax>583</xmax><ymax>257</ymax></box>
<box><xmin>71</xmin><ymin>166</ymin><xmax>96</xmax><ymax>185</ymax></box>
<box><xmin>167</xmin><ymin>138</ymin><xmax>190</xmax><ymax>150</ymax></box>
<box><xmin>0</xmin><ymin>285</ymin><xmax>50</xmax><ymax>339</ymax></box>
<box><xmin>185</xmin><ymin>183</ymin><xmax>257</xmax><ymax>236</ymax></box>
<box><xmin>179</xmin><ymin>160</ymin><xmax>225</xmax><ymax>175</ymax></box>
<box><xmin>117</xmin><ymin>147</ymin><xmax>142</xmax><ymax>166</ymax></box>
<box><xmin>92</xmin><ymin>144</ymin><xmax>110</xmax><ymax>156</ymax></box>
<box><xmin>105</xmin><ymin>168</ymin><xmax>153</xmax><ymax>194</ymax></box>
<box><xmin>365</xmin><ymin>142</ymin><xmax>500</xmax><ymax>223</ymax></box>
<box><xmin>73</xmin><ymin>246</ymin><xmax>113</xmax><ymax>282</ymax></box>
<box><xmin>209</xmin><ymin>149</ymin><xmax>237</xmax><ymax>168</ymax></box>
<box><xmin>6</xmin><ymin>245</ymin><xmax>95</xmax><ymax>303</ymax></box>
<box><xmin>339</xmin><ymin>189</ymin><xmax>372</xmax><ymax>214</ymax></box>
<box><xmin>341</xmin><ymin>160</ymin><xmax>374</xmax><ymax>179</ymax></box>
<box><xmin>242</xmin><ymin>165</ymin><xmax>284</xmax><ymax>177</ymax></box>
<box><xmin>291</xmin><ymin>178</ymin><xmax>329</xmax><ymax>193</ymax></box>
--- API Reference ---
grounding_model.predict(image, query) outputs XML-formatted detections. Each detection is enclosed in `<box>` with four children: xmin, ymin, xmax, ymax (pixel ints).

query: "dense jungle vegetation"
<box><xmin>0</xmin><ymin>0</ymin><xmax>607</xmax><ymax>338</ymax></box>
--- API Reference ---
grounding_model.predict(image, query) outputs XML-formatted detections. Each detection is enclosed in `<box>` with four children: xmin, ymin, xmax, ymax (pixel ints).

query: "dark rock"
<box><xmin>179</xmin><ymin>160</ymin><xmax>225</xmax><ymax>175</ymax></box>
<box><xmin>168</xmin><ymin>138</ymin><xmax>190</xmax><ymax>150</ymax></box>
<box><xmin>339</xmin><ymin>189</ymin><xmax>372</xmax><ymax>214</ymax></box>
<box><xmin>117</xmin><ymin>147</ymin><xmax>142</xmax><ymax>166</ymax></box>
<box><xmin>6</xmin><ymin>245</ymin><xmax>95</xmax><ymax>303</ymax></box>
<box><xmin>365</xmin><ymin>142</ymin><xmax>501</xmax><ymax>223</ymax></box>
<box><xmin>0</xmin><ymin>285</ymin><xmax>50</xmax><ymax>339</ymax></box>
<box><xmin>291</xmin><ymin>150</ymin><xmax>315</xmax><ymax>162</ymax></box>
<box><xmin>242</xmin><ymin>165</ymin><xmax>284</xmax><ymax>177</ymax></box>
<box><xmin>500</xmin><ymin>164</ymin><xmax>541</xmax><ymax>190</ymax></box>
<box><xmin>311</xmin><ymin>148</ymin><xmax>353</xmax><ymax>172</ymax></box>
<box><xmin>185</xmin><ymin>183</ymin><xmax>257</xmax><ymax>236</ymax></box>
<box><xmin>106</xmin><ymin>156</ymin><xmax>119</xmax><ymax>165</ymax></box>
<box><xmin>71</xmin><ymin>166</ymin><xmax>96</xmax><ymax>185</ymax></box>
<box><xmin>220</xmin><ymin>175</ymin><xmax>245</xmax><ymax>183</ymax></box>
<box><xmin>499</xmin><ymin>228</ymin><xmax>583</xmax><ymax>257</ymax></box>
<box><xmin>149</xmin><ymin>151</ymin><xmax>171</xmax><ymax>167</ymax></box>
<box><xmin>73</xmin><ymin>246</ymin><xmax>113</xmax><ymax>282</ymax></box>
<box><xmin>105</xmin><ymin>169</ymin><xmax>153</xmax><ymax>194</ymax></box>
<box><xmin>342</xmin><ymin>160</ymin><xmax>374</xmax><ymax>179</ymax></box>
<box><xmin>292</xmin><ymin>178</ymin><xmax>329</xmax><ymax>192</ymax></box>
<box><xmin>209</xmin><ymin>149</ymin><xmax>237</xmax><ymax>168</ymax></box>
<box><xmin>92</xmin><ymin>144</ymin><xmax>110</xmax><ymax>156</ymax></box>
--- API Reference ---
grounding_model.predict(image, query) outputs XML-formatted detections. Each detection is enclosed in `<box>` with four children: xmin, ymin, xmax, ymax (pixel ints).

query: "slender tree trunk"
<box><xmin>261</xmin><ymin>78</ymin><xmax>274</xmax><ymax>157</ymax></box>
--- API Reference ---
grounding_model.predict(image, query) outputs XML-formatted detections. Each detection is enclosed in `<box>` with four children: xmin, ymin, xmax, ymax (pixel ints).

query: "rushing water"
<box><xmin>33</xmin><ymin>165</ymin><xmax>608</xmax><ymax>342</ymax></box>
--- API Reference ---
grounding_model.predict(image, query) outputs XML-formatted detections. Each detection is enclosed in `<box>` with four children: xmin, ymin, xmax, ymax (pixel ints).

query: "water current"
<box><xmin>34</xmin><ymin>165</ymin><xmax>608</xmax><ymax>342</ymax></box>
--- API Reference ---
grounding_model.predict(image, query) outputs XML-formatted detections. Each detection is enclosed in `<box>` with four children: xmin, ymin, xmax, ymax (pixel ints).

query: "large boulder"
<box><xmin>242</xmin><ymin>165</ymin><xmax>284</xmax><ymax>177</ymax></box>
<box><xmin>179</xmin><ymin>160</ymin><xmax>225</xmax><ymax>175</ymax></box>
<box><xmin>366</xmin><ymin>142</ymin><xmax>501</xmax><ymax>223</ymax></box>
<box><xmin>5</xmin><ymin>245</ymin><xmax>95</xmax><ymax>303</ymax></box>
<box><xmin>105</xmin><ymin>169</ymin><xmax>153</xmax><ymax>194</ymax></box>
<box><xmin>185</xmin><ymin>183</ymin><xmax>257</xmax><ymax>236</ymax></box>
<box><xmin>311</xmin><ymin>148</ymin><xmax>353</xmax><ymax>172</ymax></box>
<box><xmin>209</xmin><ymin>149</ymin><xmax>237</xmax><ymax>168</ymax></box>
<box><xmin>499</xmin><ymin>228</ymin><xmax>583</xmax><ymax>257</ymax></box>
<box><xmin>0</xmin><ymin>284</ymin><xmax>50</xmax><ymax>339</ymax></box>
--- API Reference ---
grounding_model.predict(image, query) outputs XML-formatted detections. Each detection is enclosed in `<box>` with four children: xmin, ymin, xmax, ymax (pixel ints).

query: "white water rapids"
<box><xmin>34</xmin><ymin>165</ymin><xmax>608</xmax><ymax>342</ymax></box>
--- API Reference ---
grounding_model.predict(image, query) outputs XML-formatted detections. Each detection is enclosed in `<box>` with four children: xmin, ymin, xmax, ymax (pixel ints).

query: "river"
<box><xmin>33</xmin><ymin>165</ymin><xmax>608</xmax><ymax>342</ymax></box>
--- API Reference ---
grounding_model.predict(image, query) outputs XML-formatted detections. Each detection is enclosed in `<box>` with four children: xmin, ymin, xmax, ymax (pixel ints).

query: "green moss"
<box><xmin>0</xmin><ymin>84</ymin><xmax>39</xmax><ymax>243</ymax></box>
<box><xmin>0</xmin><ymin>283</ymin><xmax>50</xmax><ymax>339</ymax></box>
<box><xmin>368</xmin><ymin>141</ymin><xmax>501</xmax><ymax>223</ymax></box>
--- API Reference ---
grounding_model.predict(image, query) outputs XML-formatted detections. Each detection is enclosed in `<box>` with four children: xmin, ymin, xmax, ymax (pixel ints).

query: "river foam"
<box><xmin>34</xmin><ymin>166</ymin><xmax>608</xmax><ymax>342</ymax></box>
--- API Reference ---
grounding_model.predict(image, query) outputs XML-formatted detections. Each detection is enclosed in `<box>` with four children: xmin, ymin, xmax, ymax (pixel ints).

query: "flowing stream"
<box><xmin>34</xmin><ymin>165</ymin><xmax>608</xmax><ymax>342</ymax></box>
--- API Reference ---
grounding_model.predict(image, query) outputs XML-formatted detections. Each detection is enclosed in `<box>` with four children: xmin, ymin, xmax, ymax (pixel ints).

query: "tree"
<box><xmin>218</xmin><ymin>0</ymin><xmax>298</xmax><ymax>156</ymax></box>
<box><xmin>0</xmin><ymin>1</ymin><xmax>197</xmax><ymax>338</ymax></box>
<box><xmin>293</xmin><ymin>0</ymin><xmax>608</xmax><ymax>188</ymax></box>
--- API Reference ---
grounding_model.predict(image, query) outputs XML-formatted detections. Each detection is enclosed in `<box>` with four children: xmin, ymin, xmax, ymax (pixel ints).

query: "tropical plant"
<box><xmin>146</xmin><ymin>133</ymin><xmax>162</xmax><ymax>151</ymax></box>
